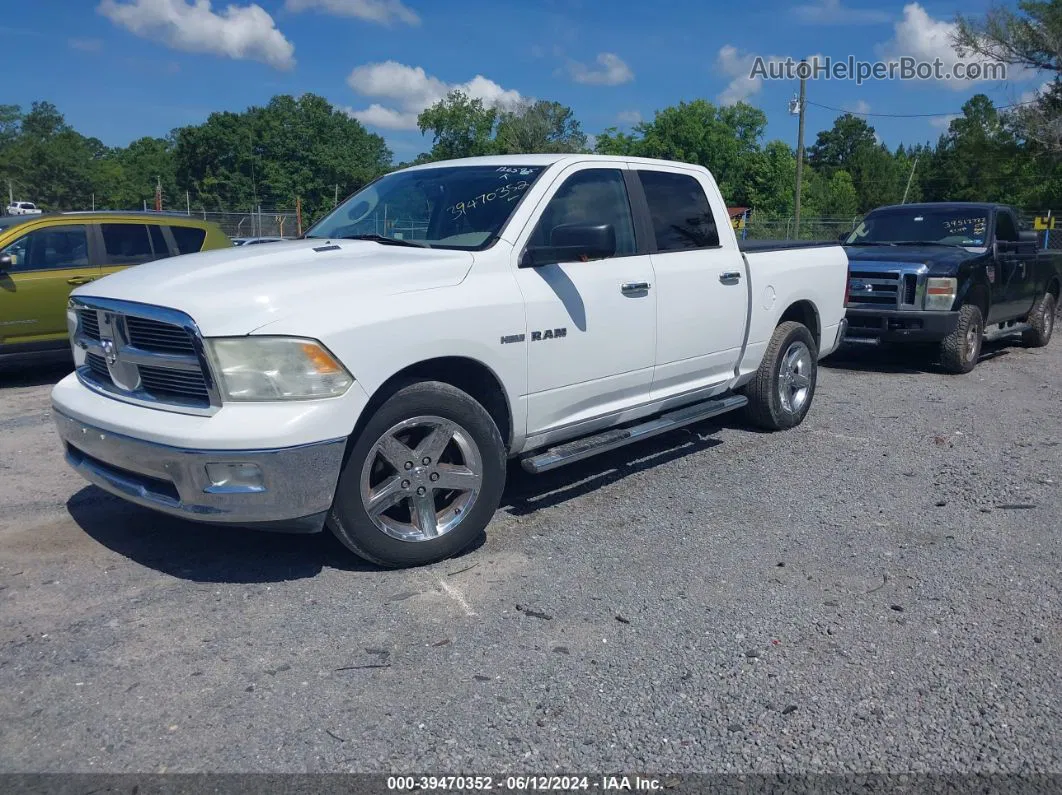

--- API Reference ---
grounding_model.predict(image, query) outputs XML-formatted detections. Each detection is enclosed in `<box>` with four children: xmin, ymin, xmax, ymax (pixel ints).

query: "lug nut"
<box><xmin>401</xmin><ymin>480</ymin><xmax>410</xmax><ymax>489</ymax></box>
<box><xmin>416</xmin><ymin>486</ymin><xmax>426</xmax><ymax>496</ymax></box>
<box><xmin>404</xmin><ymin>461</ymin><xmax>413</xmax><ymax>470</ymax></box>
<box><xmin>429</xmin><ymin>472</ymin><xmax>440</xmax><ymax>482</ymax></box>
<box><xmin>422</xmin><ymin>456</ymin><xmax>431</xmax><ymax>465</ymax></box>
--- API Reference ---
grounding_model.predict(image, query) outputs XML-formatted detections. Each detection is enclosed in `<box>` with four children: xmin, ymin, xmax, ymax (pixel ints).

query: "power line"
<box><xmin>805</xmin><ymin>99</ymin><xmax>1041</xmax><ymax>118</ymax></box>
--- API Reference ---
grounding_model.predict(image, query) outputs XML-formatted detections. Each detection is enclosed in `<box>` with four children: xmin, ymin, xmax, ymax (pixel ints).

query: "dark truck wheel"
<box><xmin>939</xmin><ymin>303</ymin><xmax>984</xmax><ymax>374</ymax></box>
<box><xmin>742</xmin><ymin>321</ymin><xmax>818</xmax><ymax>431</ymax></box>
<box><xmin>1022</xmin><ymin>292</ymin><xmax>1056</xmax><ymax>348</ymax></box>
<box><xmin>328</xmin><ymin>381</ymin><xmax>506</xmax><ymax>568</ymax></box>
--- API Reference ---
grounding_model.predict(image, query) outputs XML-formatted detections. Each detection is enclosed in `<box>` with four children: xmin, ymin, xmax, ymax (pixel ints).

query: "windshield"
<box><xmin>844</xmin><ymin>208</ymin><xmax>988</xmax><ymax>247</ymax></box>
<box><xmin>306</xmin><ymin>164</ymin><xmax>548</xmax><ymax>249</ymax></box>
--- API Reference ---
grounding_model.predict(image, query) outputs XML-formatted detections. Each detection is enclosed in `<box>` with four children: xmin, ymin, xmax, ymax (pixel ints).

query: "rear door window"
<box><xmin>169</xmin><ymin>225</ymin><xmax>207</xmax><ymax>254</ymax></box>
<box><xmin>100</xmin><ymin>223</ymin><xmax>154</xmax><ymax>266</ymax></box>
<box><xmin>147</xmin><ymin>224</ymin><xmax>172</xmax><ymax>259</ymax></box>
<box><xmin>637</xmin><ymin>170</ymin><xmax>720</xmax><ymax>251</ymax></box>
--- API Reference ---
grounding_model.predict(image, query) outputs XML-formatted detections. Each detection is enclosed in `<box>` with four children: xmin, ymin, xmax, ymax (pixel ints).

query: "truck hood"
<box><xmin>74</xmin><ymin>239</ymin><xmax>475</xmax><ymax>336</ymax></box>
<box><xmin>845</xmin><ymin>244</ymin><xmax>985</xmax><ymax>274</ymax></box>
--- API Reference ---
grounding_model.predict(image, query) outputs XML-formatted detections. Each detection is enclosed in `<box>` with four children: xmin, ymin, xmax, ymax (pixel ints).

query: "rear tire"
<box><xmin>1022</xmin><ymin>292</ymin><xmax>1056</xmax><ymax>348</ymax></box>
<box><xmin>939</xmin><ymin>303</ymin><xmax>983</xmax><ymax>374</ymax></box>
<box><xmin>328</xmin><ymin>381</ymin><xmax>506</xmax><ymax>568</ymax></box>
<box><xmin>742</xmin><ymin>321</ymin><xmax>818</xmax><ymax>431</ymax></box>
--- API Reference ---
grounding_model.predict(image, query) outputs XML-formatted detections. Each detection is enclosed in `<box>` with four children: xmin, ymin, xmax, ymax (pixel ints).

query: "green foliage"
<box><xmin>414</xmin><ymin>93</ymin><xmax>588</xmax><ymax>160</ymax></box>
<box><xmin>955</xmin><ymin>1</ymin><xmax>1062</xmax><ymax>152</ymax></box>
<box><xmin>495</xmin><ymin>100</ymin><xmax>588</xmax><ymax>154</ymax></box>
<box><xmin>173</xmin><ymin>93</ymin><xmax>391</xmax><ymax>218</ymax></box>
<box><xmin>4</xmin><ymin>89</ymin><xmax>1062</xmax><ymax>223</ymax></box>
<box><xmin>594</xmin><ymin>99</ymin><xmax>767</xmax><ymax>205</ymax></box>
<box><xmin>417</xmin><ymin>91</ymin><xmax>498</xmax><ymax>161</ymax></box>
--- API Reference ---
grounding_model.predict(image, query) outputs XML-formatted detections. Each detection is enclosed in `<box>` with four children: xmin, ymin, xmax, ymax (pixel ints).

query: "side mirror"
<box><xmin>520</xmin><ymin>223</ymin><xmax>617</xmax><ymax>268</ymax></box>
<box><xmin>0</xmin><ymin>254</ymin><xmax>11</xmax><ymax>272</ymax></box>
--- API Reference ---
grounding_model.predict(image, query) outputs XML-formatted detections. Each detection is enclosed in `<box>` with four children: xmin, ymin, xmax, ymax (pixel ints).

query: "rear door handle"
<box><xmin>66</xmin><ymin>276</ymin><xmax>95</xmax><ymax>285</ymax></box>
<box><xmin>621</xmin><ymin>281</ymin><xmax>651</xmax><ymax>295</ymax></box>
<box><xmin>719</xmin><ymin>271</ymin><xmax>742</xmax><ymax>284</ymax></box>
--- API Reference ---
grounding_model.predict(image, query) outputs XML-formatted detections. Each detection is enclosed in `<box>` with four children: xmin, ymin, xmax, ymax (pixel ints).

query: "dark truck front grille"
<box><xmin>847</xmin><ymin>269</ymin><xmax>901</xmax><ymax>307</ymax></box>
<box><xmin>847</xmin><ymin>265</ymin><xmax>926</xmax><ymax>310</ymax></box>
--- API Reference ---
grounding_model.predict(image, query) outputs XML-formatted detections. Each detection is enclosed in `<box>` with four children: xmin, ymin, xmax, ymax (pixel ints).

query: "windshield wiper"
<box><xmin>334</xmin><ymin>234</ymin><xmax>431</xmax><ymax>248</ymax></box>
<box><xmin>847</xmin><ymin>241</ymin><xmax>897</xmax><ymax>246</ymax></box>
<box><xmin>889</xmin><ymin>241</ymin><xmax>962</xmax><ymax>247</ymax></box>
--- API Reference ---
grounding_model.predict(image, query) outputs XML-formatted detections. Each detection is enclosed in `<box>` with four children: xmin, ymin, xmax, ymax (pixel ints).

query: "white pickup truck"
<box><xmin>6</xmin><ymin>201</ymin><xmax>42</xmax><ymax>216</ymax></box>
<box><xmin>52</xmin><ymin>154</ymin><xmax>849</xmax><ymax>567</ymax></box>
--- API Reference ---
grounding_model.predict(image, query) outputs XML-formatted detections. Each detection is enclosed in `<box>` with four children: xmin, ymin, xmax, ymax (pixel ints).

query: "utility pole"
<box><xmin>792</xmin><ymin>60</ymin><xmax>807</xmax><ymax>240</ymax></box>
<box><xmin>334</xmin><ymin>184</ymin><xmax>339</xmax><ymax>208</ymax></box>
<box><xmin>7</xmin><ymin>180</ymin><xmax>12</xmax><ymax>204</ymax></box>
<box><xmin>901</xmin><ymin>153</ymin><xmax>919</xmax><ymax>204</ymax></box>
<box><xmin>186</xmin><ymin>190</ymin><xmax>191</xmax><ymax>216</ymax></box>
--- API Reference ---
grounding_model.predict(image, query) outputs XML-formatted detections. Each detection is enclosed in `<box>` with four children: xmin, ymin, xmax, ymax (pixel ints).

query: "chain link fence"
<box><xmin>180</xmin><ymin>209</ymin><xmax>300</xmax><ymax>239</ymax></box>
<box><xmin>735</xmin><ymin>216</ymin><xmax>858</xmax><ymax>242</ymax></box>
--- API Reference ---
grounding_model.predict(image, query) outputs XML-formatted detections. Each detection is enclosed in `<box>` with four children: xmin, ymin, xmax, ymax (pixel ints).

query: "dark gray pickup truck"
<box><xmin>842</xmin><ymin>202</ymin><xmax>1062</xmax><ymax>373</ymax></box>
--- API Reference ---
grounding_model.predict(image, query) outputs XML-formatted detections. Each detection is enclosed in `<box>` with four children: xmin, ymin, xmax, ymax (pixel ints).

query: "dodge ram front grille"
<box><xmin>78</xmin><ymin>309</ymin><xmax>101</xmax><ymax>341</ymax></box>
<box><xmin>71</xmin><ymin>299</ymin><xmax>218</xmax><ymax>414</ymax></box>
<box><xmin>125</xmin><ymin>316</ymin><xmax>197</xmax><ymax>354</ymax></box>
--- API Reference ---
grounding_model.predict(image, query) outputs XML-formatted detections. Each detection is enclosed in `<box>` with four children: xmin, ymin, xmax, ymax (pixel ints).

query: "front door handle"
<box><xmin>66</xmin><ymin>276</ymin><xmax>95</xmax><ymax>286</ymax></box>
<box><xmin>621</xmin><ymin>281</ymin><xmax>651</xmax><ymax>295</ymax></box>
<box><xmin>719</xmin><ymin>271</ymin><xmax>742</xmax><ymax>284</ymax></box>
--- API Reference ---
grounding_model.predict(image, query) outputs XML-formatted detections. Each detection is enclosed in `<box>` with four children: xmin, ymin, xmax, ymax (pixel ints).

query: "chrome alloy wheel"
<box><xmin>359</xmin><ymin>415</ymin><xmax>483</xmax><ymax>542</ymax></box>
<box><xmin>965</xmin><ymin>316</ymin><xmax>983</xmax><ymax>364</ymax></box>
<box><xmin>778</xmin><ymin>340</ymin><xmax>813</xmax><ymax>414</ymax></box>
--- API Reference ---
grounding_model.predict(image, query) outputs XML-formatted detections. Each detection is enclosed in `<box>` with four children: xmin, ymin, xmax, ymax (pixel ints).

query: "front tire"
<box><xmin>328</xmin><ymin>381</ymin><xmax>506</xmax><ymax>568</ymax></box>
<box><xmin>742</xmin><ymin>321</ymin><xmax>818</xmax><ymax>431</ymax></box>
<box><xmin>1022</xmin><ymin>292</ymin><xmax>1056</xmax><ymax>348</ymax></box>
<box><xmin>939</xmin><ymin>303</ymin><xmax>983</xmax><ymax>374</ymax></box>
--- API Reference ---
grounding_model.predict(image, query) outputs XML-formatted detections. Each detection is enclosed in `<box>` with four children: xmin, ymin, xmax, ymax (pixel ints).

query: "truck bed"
<box><xmin>738</xmin><ymin>240</ymin><xmax>839</xmax><ymax>253</ymax></box>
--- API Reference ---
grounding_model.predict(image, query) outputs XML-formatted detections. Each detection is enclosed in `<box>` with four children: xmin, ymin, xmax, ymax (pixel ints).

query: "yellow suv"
<box><xmin>0</xmin><ymin>212</ymin><xmax>230</xmax><ymax>363</ymax></box>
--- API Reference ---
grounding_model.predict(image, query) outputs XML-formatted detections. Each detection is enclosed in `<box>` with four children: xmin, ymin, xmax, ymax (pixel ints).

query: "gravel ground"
<box><xmin>0</xmin><ymin>337</ymin><xmax>1060</xmax><ymax>775</ymax></box>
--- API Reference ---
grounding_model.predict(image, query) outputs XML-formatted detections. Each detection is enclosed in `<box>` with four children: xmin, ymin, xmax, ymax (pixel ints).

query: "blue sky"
<box><xmin>0</xmin><ymin>0</ymin><xmax>1043</xmax><ymax>162</ymax></box>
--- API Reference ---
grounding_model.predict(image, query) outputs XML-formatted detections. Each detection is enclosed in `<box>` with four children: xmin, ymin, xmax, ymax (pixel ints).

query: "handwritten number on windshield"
<box><xmin>448</xmin><ymin>180</ymin><xmax>530</xmax><ymax>218</ymax></box>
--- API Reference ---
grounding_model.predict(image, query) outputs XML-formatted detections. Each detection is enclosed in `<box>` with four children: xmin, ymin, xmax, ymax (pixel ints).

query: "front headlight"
<box><xmin>207</xmin><ymin>337</ymin><xmax>353</xmax><ymax>401</ymax></box>
<box><xmin>924</xmin><ymin>277</ymin><xmax>958</xmax><ymax>311</ymax></box>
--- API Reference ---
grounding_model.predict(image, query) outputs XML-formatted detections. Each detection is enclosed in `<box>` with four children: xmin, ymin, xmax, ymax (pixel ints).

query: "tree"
<box><xmin>592</xmin><ymin>99</ymin><xmax>767</xmax><ymax>205</ymax></box>
<box><xmin>495</xmin><ymin>100</ymin><xmax>587</xmax><ymax>154</ymax></box>
<box><xmin>417</xmin><ymin>91</ymin><xmax>498</xmax><ymax>161</ymax></box>
<box><xmin>807</xmin><ymin>113</ymin><xmax>877</xmax><ymax>173</ymax></box>
<box><xmin>922</xmin><ymin>94</ymin><xmax>1029</xmax><ymax>204</ymax></box>
<box><xmin>173</xmin><ymin>93</ymin><xmax>390</xmax><ymax>217</ymax></box>
<box><xmin>955</xmin><ymin>2</ymin><xmax>1062</xmax><ymax>151</ymax></box>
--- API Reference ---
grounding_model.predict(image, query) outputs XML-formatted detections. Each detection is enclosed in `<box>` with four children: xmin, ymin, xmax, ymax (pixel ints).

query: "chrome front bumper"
<box><xmin>54</xmin><ymin>409</ymin><xmax>346</xmax><ymax>533</ymax></box>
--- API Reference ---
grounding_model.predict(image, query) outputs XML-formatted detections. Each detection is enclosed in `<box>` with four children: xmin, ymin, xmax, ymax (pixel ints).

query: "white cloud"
<box><xmin>878</xmin><ymin>3</ymin><xmax>1021</xmax><ymax>90</ymax></box>
<box><xmin>616</xmin><ymin>109</ymin><xmax>642</xmax><ymax>124</ymax></box>
<box><xmin>566</xmin><ymin>53</ymin><xmax>633</xmax><ymax>86</ymax></box>
<box><xmin>346</xmin><ymin>61</ymin><xmax>525</xmax><ymax>130</ymax></box>
<box><xmin>848</xmin><ymin>99</ymin><xmax>872</xmax><ymax>114</ymax></box>
<box><xmin>793</xmin><ymin>0</ymin><xmax>890</xmax><ymax>25</ymax></box>
<box><xmin>97</xmin><ymin>0</ymin><xmax>294</xmax><ymax>69</ymax></box>
<box><xmin>1020</xmin><ymin>81</ymin><xmax>1053</xmax><ymax>105</ymax></box>
<box><xmin>717</xmin><ymin>45</ymin><xmax>765</xmax><ymax>104</ymax></box>
<box><xmin>930</xmin><ymin>114</ymin><xmax>958</xmax><ymax>129</ymax></box>
<box><xmin>284</xmin><ymin>0</ymin><xmax>418</xmax><ymax>26</ymax></box>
